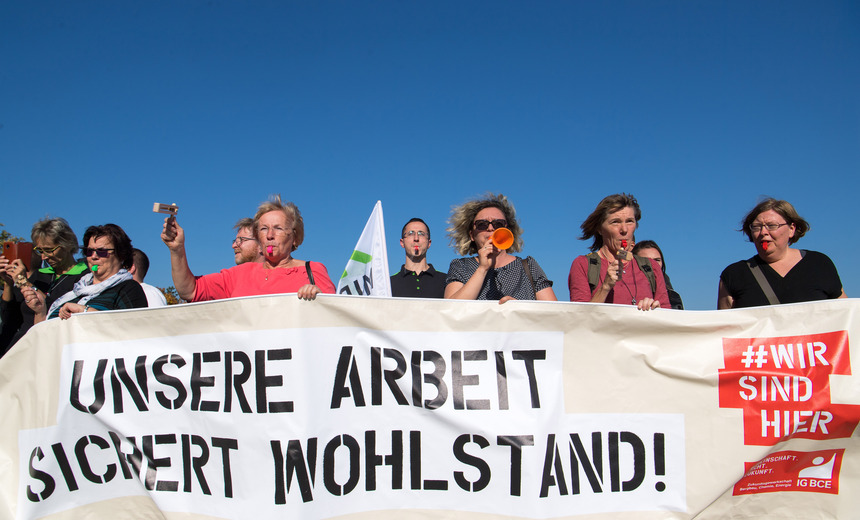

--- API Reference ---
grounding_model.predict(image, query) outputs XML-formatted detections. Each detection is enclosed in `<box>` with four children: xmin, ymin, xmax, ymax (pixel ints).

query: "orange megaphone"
<box><xmin>491</xmin><ymin>228</ymin><xmax>514</xmax><ymax>249</ymax></box>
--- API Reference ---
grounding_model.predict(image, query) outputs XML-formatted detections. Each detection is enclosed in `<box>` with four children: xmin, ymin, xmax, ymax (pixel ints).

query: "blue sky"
<box><xmin>2</xmin><ymin>1</ymin><xmax>858</xmax><ymax>310</ymax></box>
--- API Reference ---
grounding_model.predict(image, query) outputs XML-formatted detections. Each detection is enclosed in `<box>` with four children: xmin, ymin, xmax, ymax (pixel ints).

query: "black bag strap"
<box><xmin>586</xmin><ymin>252</ymin><xmax>601</xmax><ymax>292</ymax></box>
<box><xmin>745</xmin><ymin>257</ymin><xmax>779</xmax><ymax>305</ymax></box>
<box><xmin>305</xmin><ymin>261</ymin><xmax>316</xmax><ymax>286</ymax></box>
<box><xmin>633</xmin><ymin>255</ymin><xmax>658</xmax><ymax>297</ymax></box>
<box><xmin>522</xmin><ymin>258</ymin><xmax>537</xmax><ymax>298</ymax></box>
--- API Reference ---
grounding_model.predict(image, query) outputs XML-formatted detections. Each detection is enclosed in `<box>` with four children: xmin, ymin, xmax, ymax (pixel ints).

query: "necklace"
<box><xmin>601</xmin><ymin>251</ymin><xmax>637</xmax><ymax>305</ymax></box>
<box><xmin>618</xmin><ymin>271</ymin><xmax>638</xmax><ymax>305</ymax></box>
<box><xmin>264</xmin><ymin>257</ymin><xmax>292</xmax><ymax>281</ymax></box>
<box><xmin>46</xmin><ymin>262</ymin><xmax>78</xmax><ymax>297</ymax></box>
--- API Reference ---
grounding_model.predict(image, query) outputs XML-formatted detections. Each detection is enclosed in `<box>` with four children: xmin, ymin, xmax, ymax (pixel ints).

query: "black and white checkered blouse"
<box><xmin>445</xmin><ymin>256</ymin><xmax>553</xmax><ymax>300</ymax></box>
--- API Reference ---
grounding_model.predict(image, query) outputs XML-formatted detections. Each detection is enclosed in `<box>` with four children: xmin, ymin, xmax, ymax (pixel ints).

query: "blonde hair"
<box><xmin>31</xmin><ymin>217</ymin><xmax>79</xmax><ymax>255</ymax></box>
<box><xmin>253</xmin><ymin>195</ymin><xmax>304</xmax><ymax>251</ymax></box>
<box><xmin>447</xmin><ymin>193</ymin><xmax>523</xmax><ymax>256</ymax></box>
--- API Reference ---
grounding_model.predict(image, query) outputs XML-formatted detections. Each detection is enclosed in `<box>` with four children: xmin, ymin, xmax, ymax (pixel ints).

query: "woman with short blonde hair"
<box><xmin>445</xmin><ymin>193</ymin><xmax>556</xmax><ymax>303</ymax></box>
<box><xmin>162</xmin><ymin>194</ymin><xmax>335</xmax><ymax>302</ymax></box>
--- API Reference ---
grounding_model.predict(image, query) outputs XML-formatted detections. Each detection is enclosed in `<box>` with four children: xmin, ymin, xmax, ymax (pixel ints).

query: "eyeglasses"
<box><xmin>473</xmin><ymin>219</ymin><xmax>507</xmax><ymax>232</ymax></box>
<box><xmin>34</xmin><ymin>245</ymin><xmax>61</xmax><ymax>255</ymax></box>
<box><xmin>403</xmin><ymin>230</ymin><xmax>427</xmax><ymax>238</ymax></box>
<box><xmin>233</xmin><ymin>236</ymin><xmax>256</xmax><ymax>245</ymax></box>
<box><xmin>749</xmin><ymin>222</ymin><xmax>789</xmax><ymax>233</ymax></box>
<box><xmin>83</xmin><ymin>248</ymin><xmax>115</xmax><ymax>258</ymax></box>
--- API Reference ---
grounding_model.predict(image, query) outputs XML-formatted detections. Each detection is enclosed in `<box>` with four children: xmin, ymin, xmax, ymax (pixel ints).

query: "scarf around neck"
<box><xmin>47</xmin><ymin>268</ymin><xmax>133</xmax><ymax>318</ymax></box>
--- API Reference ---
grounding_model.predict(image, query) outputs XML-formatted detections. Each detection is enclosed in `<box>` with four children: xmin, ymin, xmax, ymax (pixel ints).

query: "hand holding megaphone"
<box><xmin>491</xmin><ymin>228</ymin><xmax>514</xmax><ymax>250</ymax></box>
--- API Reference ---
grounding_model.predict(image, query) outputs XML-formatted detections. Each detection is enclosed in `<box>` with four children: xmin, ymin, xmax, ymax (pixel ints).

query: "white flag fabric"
<box><xmin>337</xmin><ymin>200</ymin><xmax>391</xmax><ymax>296</ymax></box>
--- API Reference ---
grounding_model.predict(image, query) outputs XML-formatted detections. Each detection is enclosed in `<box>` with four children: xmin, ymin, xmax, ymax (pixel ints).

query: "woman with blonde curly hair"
<box><xmin>444</xmin><ymin>193</ymin><xmax>556</xmax><ymax>303</ymax></box>
<box><xmin>161</xmin><ymin>195</ymin><xmax>335</xmax><ymax>302</ymax></box>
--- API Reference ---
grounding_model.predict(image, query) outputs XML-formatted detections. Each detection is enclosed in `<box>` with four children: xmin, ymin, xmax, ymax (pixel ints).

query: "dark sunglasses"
<box><xmin>83</xmin><ymin>248</ymin><xmax>115</xmax><ymax>258</ymax></box>
<box><xmin>473</xmin><ymin>219</ymin><xmax>507</xmax><ymax>232</ymax></box>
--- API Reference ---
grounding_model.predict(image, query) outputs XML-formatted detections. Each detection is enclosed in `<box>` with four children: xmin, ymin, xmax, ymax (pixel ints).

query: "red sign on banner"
<box><xmin>718</xmin><ymin>330</ymin><xmax>858</xmax><ymax>446</ymax></box>
<box><xmin>733</xmin><ymin>449</ymin><xmax>844</xmax><ymax>495</ymax></box>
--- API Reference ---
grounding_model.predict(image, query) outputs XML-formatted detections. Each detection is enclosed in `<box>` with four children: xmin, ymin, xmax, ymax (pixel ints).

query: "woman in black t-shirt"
<box><xmin>718</xmin><ymin>198</ymin><xmax>846</xmax><ymax>309</ymax></box>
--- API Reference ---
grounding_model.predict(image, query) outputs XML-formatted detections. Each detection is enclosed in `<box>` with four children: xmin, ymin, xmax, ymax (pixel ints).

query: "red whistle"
<box><xmin>267</xmin><ymin>246</ymin><xmax>273</xmax><ymax>255</ymax></box>
<box><xmin>621</xmin><ymin>240</ymin><xmax>628</xmax><ymax>249</ymax></box>
<box><xmin>762</xmin><ymin>241</ymin><xmax>769</xmax><ymax>251</ymax></box>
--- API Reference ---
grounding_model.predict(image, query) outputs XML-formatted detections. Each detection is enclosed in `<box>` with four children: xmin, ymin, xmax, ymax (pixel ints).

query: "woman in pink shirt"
<box><xmin>161</xmin><ymin>195</ymin><xmax>335</xmax><ymax>302</ymax></box>
<box><xmin>568</xmin><ymin>193</ymin><xmax>668</xmax><ymax>311</ymax></box>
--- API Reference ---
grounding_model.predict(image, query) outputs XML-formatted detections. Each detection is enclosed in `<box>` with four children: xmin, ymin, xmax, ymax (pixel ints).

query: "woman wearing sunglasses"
<box><xmin>568</xmin><ymin>193</ymin><xmax>669</xmax><ymax>311</ymax></box>
<box><xmin>717</xmin><ymin>198</ymin><xmax>846</xmax><ymax>309</ymax></box>
<box><xmin>22</xmin><ymin>223</ymin><xmax>148</xmax><ymax>322</ymax></box>
<box><xmin>445</xmin><ymin>193</ymin><xmax>556</xmax><ymax>303</ymax></box>
<box><xmin>1</xmin><ymin>218</ymin><xmax>89</xmax><ymax>353</ymax></box>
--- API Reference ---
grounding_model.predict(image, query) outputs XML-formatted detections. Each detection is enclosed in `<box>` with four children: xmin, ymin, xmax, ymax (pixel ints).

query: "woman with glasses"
<box><xmin>162</xmin><ymin>195</ymin><xmax>335</xmax><ymax>302</ymax></box>
<box><xmin>568</xmin><ymin>193</ymin><xmax>668</xmax><ymax>310</ymax></box>
<box><xmin>22</xmin><ymin>223</ymin><xmax>147</xmax><ymax>321</ymax></box>
<box><xmin>718</xmin><ymin>198</ymin><xmax>846</xmax><ymax>309</ymax></box>
<box><xmin>1</xmin><ymin>218</ymin><xmax>90</xmax><ymax>353</ymax></box>
<box><xmin>444</xmin><ymin>193</ymin><xmax>556</xmax><ymax>302</ymax></box>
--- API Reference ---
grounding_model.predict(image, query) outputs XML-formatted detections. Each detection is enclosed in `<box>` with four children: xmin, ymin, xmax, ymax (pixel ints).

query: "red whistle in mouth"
<box><xmin>621</xmin><ymin>240</ymin><xmax>628</xmax><ymax>249</ymax></box>
<box><xmin>267</xmin><ymin>246</ymin><xmax>273</xmax><ymax>255</ymax></box>
<box><xmin>762</xmin><ymin>241</ymin><xmax>769</xmax><ymax>251</ymax></box>
<box><xmin>414</xmin><ymin>247</ymin><xmax>419</xmax><ymax>255</ymax></box>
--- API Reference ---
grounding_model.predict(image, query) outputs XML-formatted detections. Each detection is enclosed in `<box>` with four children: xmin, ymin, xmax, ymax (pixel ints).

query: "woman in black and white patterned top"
<box><xmin>444</xmin><ymin>193</ymin><xmax>556</xmax><ymax>303</ymax></box>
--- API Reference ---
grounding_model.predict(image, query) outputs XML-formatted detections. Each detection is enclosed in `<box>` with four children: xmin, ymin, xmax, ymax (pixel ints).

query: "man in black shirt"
<box><xmin>390</xmin><ymin>218</ymin><xmax>446</xmax><ymax>298</ymax></box>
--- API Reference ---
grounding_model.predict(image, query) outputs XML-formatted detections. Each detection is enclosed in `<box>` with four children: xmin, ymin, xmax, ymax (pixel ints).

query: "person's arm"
<box><xmin>535</xmin><ymin>287</ymin><xmax>557</xmax><ymax>301</ymax></box>
<box><xmin>717</xmin><ymin>280</ymin><xmax>734</xmax><ymax>309</ymax></box>
<box><xmin>20</xmin><ymin>286</ymin><xmax>48</xmax><ymax>323</ymax></box>
<box><xmin>590</xmin><ymin>257</ymin><xmax>622</xmax><ymax>303</ymax></box>
<box><xmin>445</xmin><ymin>245</ymin><xmax>496</xmax><ymax>300</ymax></box>
<box><xmin>569</xmin><ymin>255</ymin><xmax>617</xmax><ymax>303</ymax></box>
<box><xmin>527</xmin><ymin>257</ymin><xmax>557</xmax><ymax>301</ymax></box>
<box><xmin>636</xmin><ymin>258</ymin><xmax>669</xmax><ymax>311</ymax></box>
<box><xmin>1</xmin><ymin>255</ymin><xmax>17</xmax><ymax>303</ymax></box>
<box><xmin>161</xmin><ymin>217</ymin><xmax>197</xmax><ymax>301</ymax></box>
<box><xmin>839</xmin><ymin>289</ymin><xmax>847</xmax><ymax>299</ymax></box>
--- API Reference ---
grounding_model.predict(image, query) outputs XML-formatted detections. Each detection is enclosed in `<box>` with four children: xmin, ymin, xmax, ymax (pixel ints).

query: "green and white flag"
<box><xmin>337</xmin><ymin>200</ymin><xmax>391</xmax><ymax>296</ymax></box>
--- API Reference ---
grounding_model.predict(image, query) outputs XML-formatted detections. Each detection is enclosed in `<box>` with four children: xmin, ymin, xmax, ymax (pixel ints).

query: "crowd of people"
<box><xmin>0</xmin><ymin>193</ymin><xmax>847</xmax><ymax>357</ymax></box>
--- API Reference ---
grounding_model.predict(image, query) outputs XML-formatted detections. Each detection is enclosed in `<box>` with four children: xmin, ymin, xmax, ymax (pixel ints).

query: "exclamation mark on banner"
<box><xmin>654</xmin><ymin>433</ymin><xmax>666</xmax><ymax>491</ymax></box>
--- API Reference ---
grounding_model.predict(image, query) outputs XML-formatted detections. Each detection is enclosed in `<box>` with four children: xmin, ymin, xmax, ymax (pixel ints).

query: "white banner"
<box><xmin>1</xmin><ymin>296</ymin><xmax>859</xmax><ymax>519</ymax></box>
<box><xmin>337</xmin><ymin>201</ymin><xmax>391</xmax><ymax>297</ymax></box>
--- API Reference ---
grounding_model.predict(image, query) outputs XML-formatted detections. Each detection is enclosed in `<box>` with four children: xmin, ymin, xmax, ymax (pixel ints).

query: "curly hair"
<box><xmin>31</xmin><ymin>217</ymin><xmax>79</xmax><ymax>256</ymax></box>
<box><xmin>579</xmin><ymin>193</ymin><xmax>641</xmax><ymax>252</ymax></box>
<box><xmin>447</xmin><ymin>193</ymin><xmax>523</xmax><ymax>256</ymax></box>
<box><xmin>740</xmin><ymin>198</ymin><xmax>808</xmax><ymax>244</ymax></box>
<box><xmin>253</xmin><ymin>195</ymin><xmax>304</xmax><ymax>251</ymax></box>
<box><xmin>83</xmin><ymin>224</ymin><xmax>135</xmax><ymax>269</ymax></box>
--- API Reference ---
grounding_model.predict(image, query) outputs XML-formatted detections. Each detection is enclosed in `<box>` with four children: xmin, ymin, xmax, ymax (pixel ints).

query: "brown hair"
<box><xmin>579</xmin><ymin>193</ymin><xmax>641</xmax><ymax>252</ymax></box>
<box><xmin>83</xmin><ymin>224</ymin><xmax>135</xmax><ymax>269</ymax></box>
<box><xmin>740</xmin><ymin>198</ymin><xmax>809</xmax><ymax>244</ymax></box>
